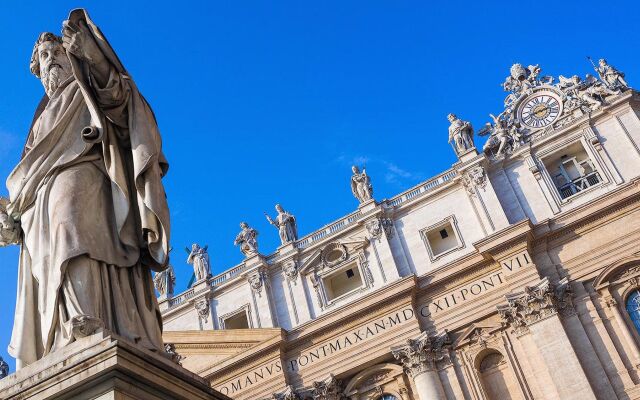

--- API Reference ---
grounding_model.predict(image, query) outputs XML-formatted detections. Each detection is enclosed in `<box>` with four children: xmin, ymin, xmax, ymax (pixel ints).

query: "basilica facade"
<box><xmin>158</xmin><ymin>60</ymin><xmax>640</xmax><ymax>400</ymax></box>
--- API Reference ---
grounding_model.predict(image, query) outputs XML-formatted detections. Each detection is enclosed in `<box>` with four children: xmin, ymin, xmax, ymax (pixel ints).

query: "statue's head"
<box><xmin>192</xmin><ymin>243</ymin><xmax>198</xmax><ymax>250</ymax></box>
<box><xmin>240</xmin><ymin>222</ymin><xmax>248</xmax><ymax>229</ymax></box>
<box><xmin>447</xmin><ymin>113</ymin><xmax>457</xmax><ymax>122</ymax></box>
<box><xmin>30</xmin><ymin>32</ymin><xmax>72</xmax><ymax>97</ymax></box>
<box><xmin>351</xmin><ymin>165</ymin><xmax>359</xmax><ymax>174</ymax></box>
<box><xmin>275</xmin><ymin>204</ymin><xmax>283</xmax><ymax>213</ymax></box>
<box><xmin>510</xmin><ymin>63</ymin><xmax>527</xmax><ymax>81</ymax></box>
<box><xmin>599</xmin><ymin>58</ymin><xmax>607</xmax><ymax>66</ymax></box>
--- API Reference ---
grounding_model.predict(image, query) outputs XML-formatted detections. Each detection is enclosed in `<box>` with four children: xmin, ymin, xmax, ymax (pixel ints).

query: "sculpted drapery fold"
<box><xmin>4</xmin><ymin>9</ymin><xmax>170</xmax><ymax>368</ymax></box>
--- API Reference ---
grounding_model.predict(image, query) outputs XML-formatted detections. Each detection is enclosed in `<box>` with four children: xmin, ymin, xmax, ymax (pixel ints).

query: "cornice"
<box><xmin>533</xmin><ymin>178</ymin><xmax>640</xmax><ymax>246</ymax></box>
<box><xmin>286</xmin><ymin>275</ymin><xmax>417</xmax><ymax>346</ymax></box>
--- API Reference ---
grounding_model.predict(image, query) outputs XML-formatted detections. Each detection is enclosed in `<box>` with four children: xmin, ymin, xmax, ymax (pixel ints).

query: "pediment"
<box><xmin>454</xmin><ymin>322</ymin><xmax>502</xmax><ymax>349</ymax></box>
<box><xmin>299</xmin><ymin>236</ymin><xmax>370</xmax><ymax>275</ymax></box>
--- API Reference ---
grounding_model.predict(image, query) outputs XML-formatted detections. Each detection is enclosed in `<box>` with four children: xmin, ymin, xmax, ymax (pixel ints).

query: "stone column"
<box><xmin>498</xmin><ymin>277</ymin><xmax>597</xmax><ymax>400</ymax></box>
<box><xmin>391</xmin><ymin>331</ymin><xmax>449</xmax><ymax>400</ymax></box>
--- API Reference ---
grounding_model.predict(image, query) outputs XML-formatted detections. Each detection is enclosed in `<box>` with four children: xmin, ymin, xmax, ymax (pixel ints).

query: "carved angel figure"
<box><xmin>596</xmin><ymin>59</ymin><xmax>629</xmax><ymax>91</ymax></box>
<box><xmin>186</xmin><ymin>243</ymin><xmax>210</xmax><ymax>281</ymax></box>
<box><xmin>447</xmin><ymin>113</ymin><xmax>474</xmax><ymax>156</ymax></box>
<box><xmin>558</xmin><ymin>74</ymin><xmax>618</xmax><ymax>110</ymax></box>
<box><xmin>265</xmin><ymin>204</ymin><xmax>298</xmax><ymax>245</ymax></box>
<box><xmin>480</xmin><ymin>113</ymin><xmax>512</xmax><ymax>157</ymax></box>
<box><xmin>350</xmin><ymin>166</ymin><xmax>373</xmax><ymax>203</ymax></box>
<box><xmin>153</xmin><ymin>264</ymin><xmax>176</xmax><ymax>297</ymax></box>
<box><xmin>0</xmin><ymin>197</ymin><xmax>19</xmax><ymax>247</ymax></box>
<box><xmin>234</xmin><ymin>222</ymin><xmax>259</xmax><ymax>256</ymax></box>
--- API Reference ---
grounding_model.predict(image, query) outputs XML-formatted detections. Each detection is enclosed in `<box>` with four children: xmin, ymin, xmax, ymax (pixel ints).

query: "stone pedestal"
<box><xmin>0</xmin><ymin>332</ymin><xmax>229</xmax><ymax>400</ymax></box>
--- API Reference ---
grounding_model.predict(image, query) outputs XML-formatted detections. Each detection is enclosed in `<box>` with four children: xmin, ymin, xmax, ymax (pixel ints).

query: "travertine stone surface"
<box><xmin>0</xmin><ymin>332</ymin><xmax>230</xmax><ymax>400</ymax></box>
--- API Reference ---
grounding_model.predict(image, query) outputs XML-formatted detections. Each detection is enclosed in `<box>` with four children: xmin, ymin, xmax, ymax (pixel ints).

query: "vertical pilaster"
<box><xmin>498</xmin><ymin>277</ymin><xmax>597</xmax><ymax>400</ymax></box>
<box><xmin>245</xmin><ymin>256</ymin><xmax>277</xmax><ymax>328</ymax></box>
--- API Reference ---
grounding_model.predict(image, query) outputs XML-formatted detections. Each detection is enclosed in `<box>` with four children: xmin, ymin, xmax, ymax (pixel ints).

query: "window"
<box><xmin>543</xmin><ymin>142</ymin><xmax>601</xmax><ymax>200</ymax></box>
<box><xmin>421</xmin><ymin>216</ymin><xmax>464</xmax><ymax>261</ymax></box>
<box><xmin>376</xmin><ymin>395</ymin><xmax>398</xmax><ymax>400</ymax></box>
<box><xmin>626</xmin><ymin>290</ymin><xmax>640</xmax><ymax>334</ymax></box>
<box><xmin>322</xmin><ymin>263</ymin><xmax>364</xmax><ymax>301</ymax></box>
<box><xmin>222</xmin><ymin>310</ymin><xmax>250</xmax><ymax>329</ymax></box>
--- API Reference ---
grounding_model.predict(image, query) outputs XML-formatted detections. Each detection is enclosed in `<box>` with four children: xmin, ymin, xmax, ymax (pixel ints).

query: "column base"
<box><xmin>0</xmin><ymin>331</ymin><xmax>229</xmax><ymax>400</ymax></box>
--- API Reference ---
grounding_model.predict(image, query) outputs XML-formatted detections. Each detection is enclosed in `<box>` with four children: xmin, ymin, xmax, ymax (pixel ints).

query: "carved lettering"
<box><xmin>217</xmin><ymin>360</ymin><xmax>283</xmax><ymax>396</ymax></box>
<box><xmin>288</xmin><ymin>308</ymin><xmax>415</xmax><ymax>372</ymax></box>
<box><xmin>420</xmin><ymin>271</ymin><xmax>506</xmax><ymax>319</ymax></box>
<box><xmin>501</xmin><ymin>250</ymin><xmax>533</xmax><ymax>275</ymax></box>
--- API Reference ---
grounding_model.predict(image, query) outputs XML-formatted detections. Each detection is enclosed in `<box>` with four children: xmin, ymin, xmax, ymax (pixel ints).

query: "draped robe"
<box><xmin>6</xmin><ymin>12</ymin><xmax>170</xmax><ymax>368</ymax></box>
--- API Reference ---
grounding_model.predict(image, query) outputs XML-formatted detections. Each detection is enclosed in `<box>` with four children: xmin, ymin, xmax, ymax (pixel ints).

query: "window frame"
<box><xmin>316</xmin><ymin>254</ymin><xmax>371</xmax><ymax>308</ymax></box>
<box><xmin>419</xmin><ymin>215</ymin><xmax>465</xmax><ymax>262</ymax></box>
<box><xmin>219</xmin><ymin>304</ymin><xmax>252</xmax><ymax>330</ymax></box>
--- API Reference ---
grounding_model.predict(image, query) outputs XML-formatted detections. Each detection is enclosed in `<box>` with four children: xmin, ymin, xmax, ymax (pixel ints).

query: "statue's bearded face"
<box><xmin>37</xmin><ymin>41</ymin><xmax>72</xmax><ymax>97</ymax></box>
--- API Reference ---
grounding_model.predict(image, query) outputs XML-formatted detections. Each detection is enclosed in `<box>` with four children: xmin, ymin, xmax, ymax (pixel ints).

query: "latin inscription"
<box><xmin>216</xmin><ymin>360</ymin><xmax>283</xmax><ymax>396</ymax></box>
<box><xmin>288</xmin><ymin>307</ymin><xmax>415</xmax><ymax>372</ymax></box>
<box><xmin>419</xmin><ymin>271</ymin><xmax>505</xmax><ymax>318</ymax></box>
<box><xmin>500</xmin><ymin>250</ymin><xmax>532</xmax><ymax>276</ymax></box>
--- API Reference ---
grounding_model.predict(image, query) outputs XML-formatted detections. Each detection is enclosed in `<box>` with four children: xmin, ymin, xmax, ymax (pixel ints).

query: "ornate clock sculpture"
<box><xmin>478</xmin><ymin>61</ymin><xmax>629</xmax><ymax>159</ymax></box>
<box><xmin>517</xmin><ymin>90</ymin><xmax>563</xmax><ymax>129</ymax></box>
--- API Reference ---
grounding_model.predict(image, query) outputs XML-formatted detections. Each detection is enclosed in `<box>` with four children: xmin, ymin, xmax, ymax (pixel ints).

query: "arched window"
<box><xmin>376</xmin><ymin>395</ymin><xmax>397</xmax><ymax>400</ymax></box>
<box><xmin>626</xmin><ymin>290</ymin><xmax>640</xmax><ymax>333</ymax></box>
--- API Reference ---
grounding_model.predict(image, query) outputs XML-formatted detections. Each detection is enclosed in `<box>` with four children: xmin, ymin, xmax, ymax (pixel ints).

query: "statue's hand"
<box><xmin>62</xmin><ymin>19</ymin><xmax>105</xmax><ymax>67</ymax></box>
<box><xmin>0</xmin><ymin>211</ymin><xmax>19</xmax><ymax>247</ymax></box>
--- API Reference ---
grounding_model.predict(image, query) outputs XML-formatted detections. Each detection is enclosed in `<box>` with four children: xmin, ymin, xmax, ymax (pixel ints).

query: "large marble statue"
<box><xmin>234</xmin><ymin>222</ymin><xmax>259</xmax><ymax>256</ymax></box>
<box><xmin>594</xmin><ymin>58</ymin><xmax>628</xmax><ymax>91</ymax></box>
<box><xmin>0</xmin><ymin>9</ymin><xmax>170</xmax><ymax>368</ymax></box>
<box><xmin>265</xmin><ymin>204</ymin><xmax>298</xmax><ymax>245</ymax></box>
<box><xmin>350</xmin><ymin>166</ymin><xmax>373</xmax><ymax>203</ymax></box>
<box><xmin>447</xmin><ymin>113</ymin><xmax>474</xmax><ymax>156</ymax></box>
<box><xmin>0</xmin><ymin>357</ymin><xmax>8</xmax><ymax>378</ymax></box>
<box><xmin>186</xmin><ymin>243</ymin><xmax>210</xmax><ymax>281</ymax></box>
<box><xmin>153</xmin><ymin>264</ymin><xmax>176</xmax><ymax>297</ymax></box>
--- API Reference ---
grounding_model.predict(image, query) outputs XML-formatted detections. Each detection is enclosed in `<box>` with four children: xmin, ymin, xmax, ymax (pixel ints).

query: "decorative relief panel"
<box><xmin>365</xmin><ymin>218</ymin><xmax>395</xmax><ymax>241</ymax></box>
<box><xmin>461</xmin><ymin>165</ymin><xmax>487</xmax><ymax>196</ymax></box>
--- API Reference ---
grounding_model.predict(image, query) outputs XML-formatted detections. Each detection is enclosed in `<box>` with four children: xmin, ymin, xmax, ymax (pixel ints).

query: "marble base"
<box><xmin>0</xmin><ymin>332</ymin><xmax>230</xmax><ymax>400</ymax></box>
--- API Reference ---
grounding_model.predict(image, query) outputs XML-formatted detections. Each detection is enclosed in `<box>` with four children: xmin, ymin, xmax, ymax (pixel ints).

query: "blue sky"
<box><xmin>0</xmin><ymin>1</ymin><xmax>638</xmax><ymax>371</ymax></box>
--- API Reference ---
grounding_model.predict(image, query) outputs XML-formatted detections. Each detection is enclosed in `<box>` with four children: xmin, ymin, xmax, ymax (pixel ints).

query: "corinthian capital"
<box><xmin>311</xmin><ymin>374</ymin><xmax>346</xmax><ymax>400</ymax></box>
<box><xmin>391</xmin><ymin>330</ymin><xmax>451</xmax><ymax>377</ymax></box>
<box><xmin>497</xmin><ymin>277</ymin><xmax>573</xmax><ymax>334</ymax></box>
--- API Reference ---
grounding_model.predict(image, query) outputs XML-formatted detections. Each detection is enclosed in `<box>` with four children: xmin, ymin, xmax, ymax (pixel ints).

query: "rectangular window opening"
<box><xmin>543</xmin><ymin>142</ymin><xmax>601</xmax><ymax>200</ymax></box>
<box><xmin>223</xmin><ymin>310</ymin><xmax>250</xmax><ymax>329</ymax></box>
<box><xmin>425</xmin><ymin>222</ymin><xmax>459</xmax><ymax>257</ymax></box>
<box><xmin>323</xmin><ymin>263</ymin><xmax>363</xmax><ymax>302</ymax></box>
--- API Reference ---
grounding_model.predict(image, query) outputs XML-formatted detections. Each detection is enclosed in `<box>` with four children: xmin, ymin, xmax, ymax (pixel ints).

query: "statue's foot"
<box><xmin>70</xmin><ymin>315</ymin><xmax>105</xmax><ymax>339</ymax></box>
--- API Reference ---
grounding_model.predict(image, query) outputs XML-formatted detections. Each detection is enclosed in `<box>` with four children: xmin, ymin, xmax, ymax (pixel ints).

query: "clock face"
<box><xmin>518</xmin><ymin>93</ymin><xmax>561</xmax><ymax>129</ymax></box>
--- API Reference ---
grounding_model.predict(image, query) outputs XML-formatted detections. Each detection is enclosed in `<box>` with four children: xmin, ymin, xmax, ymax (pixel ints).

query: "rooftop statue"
<box><xmin>0</xmin><ymin>356</ymin><xmax>8</xmax><ymax>378</ymax></box>
<box><xmin>186</xmin><ymin>243</ymin><xmax>211</xmax><ymax>281</ymax></box>
<box><xmin>153</xmin><ymin>264</ymin><xmax>176</xmax><ymax>297</ymax></box>
<box><xmin>234</xmin><ymin>222</ymin><xmax>259</xmax><ymax>257</ymax></box>
<box><xmin>447</xmin><ymin>113</ymin><xmax>474</xmax><ymax>156</ymax></box>
<box><xmin>265</xmin><ymin>204</ymin><xmax>298</xmax><ymax>245</ymax></box>
<box><xmin>0</xmin><ymin>9</ymin><xmax>170</xmax><ymax>368</ymax></box>
<box><xmin>592</xmin><ymin>58</ymin><xmax>629</xmax><ymax>91</ymax></box>
<box><xmin>351</xmin><ymin>165</ymin><xmax>373</xmax><ymax>203</ymax></box>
